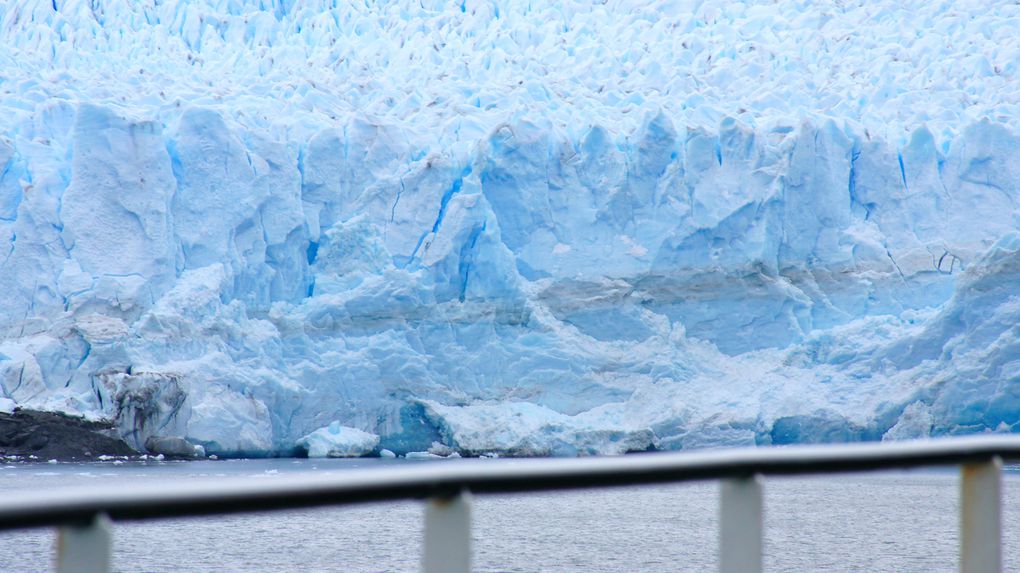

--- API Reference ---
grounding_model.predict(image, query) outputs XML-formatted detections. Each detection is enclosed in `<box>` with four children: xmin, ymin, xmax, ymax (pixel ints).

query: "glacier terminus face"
<box><xmin>1</xmin><ymin>0</ymin><xmax>1020</xmax><ymax>456</ymax></box>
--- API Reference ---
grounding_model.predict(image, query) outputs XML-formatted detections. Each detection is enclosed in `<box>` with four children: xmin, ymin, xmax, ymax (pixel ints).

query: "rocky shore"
<box><xmin>0</xmin><ymin>409</ymin><xmax>137</xmax><ymax>461</ymax></box>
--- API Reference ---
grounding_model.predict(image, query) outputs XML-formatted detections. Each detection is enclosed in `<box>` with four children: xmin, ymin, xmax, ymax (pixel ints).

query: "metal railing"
<box><xmin>3</xmin><ymin>435</ymin><xmax>1020</xmax><ymax>573</ymax></box>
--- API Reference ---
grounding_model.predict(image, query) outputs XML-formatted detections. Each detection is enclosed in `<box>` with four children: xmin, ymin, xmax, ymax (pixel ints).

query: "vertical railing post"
<box><xmin>719</xmin><ymin>475</ymin><xmax>763</xmax><ymax>573</ymax></box>
<box><xmin>57</xmin><ymin>513</ymin><xmax>112</xmax><ymax>573</ymax></box>
<box><xmin>422</xmin><ymin>490</ymin><xmax>472</xmax><ymax>573</ymax></box>
<box><xmin>960</xmin><ymin>457</ymin><xmax>1002</xmax><ymax>573</ymax></box>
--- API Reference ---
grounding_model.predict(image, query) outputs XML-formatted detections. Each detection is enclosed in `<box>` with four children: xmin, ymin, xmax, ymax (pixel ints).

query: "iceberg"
<box><xmin>297</xmin><ymin>421</ymin><xmax>380</xmax><ymax>458</ymax></box>
<box><xmin>1</xmin><ymin>1</ymin><xmax>1019</xmax><ymax>456</ymax></box>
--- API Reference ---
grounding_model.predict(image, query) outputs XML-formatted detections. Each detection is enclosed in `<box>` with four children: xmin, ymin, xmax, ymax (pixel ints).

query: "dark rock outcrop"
<box><xmin>0</xmin><ymin>409</ymin><xmax>137</xmax><ymax>461</ymax></box>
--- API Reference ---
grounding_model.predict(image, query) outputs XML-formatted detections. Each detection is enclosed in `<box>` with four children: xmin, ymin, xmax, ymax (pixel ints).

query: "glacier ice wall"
<box><xmin>1</xmin><ymin>0</ymin><xmax>1020</xmax><ymax>455</ymax></box>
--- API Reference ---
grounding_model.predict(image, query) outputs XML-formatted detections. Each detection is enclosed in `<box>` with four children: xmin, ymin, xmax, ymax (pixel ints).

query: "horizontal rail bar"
<box><xmin>2</xmin><ymin>435</ymin><xmax>1019</xmax><ymax>532</ymax></box>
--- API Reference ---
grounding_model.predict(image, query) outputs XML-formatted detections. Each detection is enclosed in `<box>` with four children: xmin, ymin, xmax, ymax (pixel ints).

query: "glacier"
<box><xmin>1</xmin><ymin>0</ymin><xmax>1020</xmax><ymax>456</ymax></box>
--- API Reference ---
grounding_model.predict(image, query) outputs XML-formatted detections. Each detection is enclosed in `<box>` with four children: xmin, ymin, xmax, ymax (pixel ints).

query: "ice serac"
<box><xmin>61</xmin><ymin>103</ymin><xmax>175</xmax><ymax>317</ymax></box>
<box><xmin>2</xmin><ymin>1</ymin><xmax>1020</xmax><ymax>456</ymax></box>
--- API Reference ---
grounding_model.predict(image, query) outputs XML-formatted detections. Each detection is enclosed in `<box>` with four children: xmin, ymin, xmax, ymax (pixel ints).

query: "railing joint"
<box><xmin>423</xmin><ymin>489</ymin><xmax>472</xmax><ymax>573</ymax></box>
<box><xmin>719</xmin><ymin>474</ymin><xmax>763</xmax><ymax>573</ymax></box>
<box><xmin>960</xmin><ymin>456</ymin><xmax>1002</xmax><ymax>573</ymax></box>
<box><xmin>57</xmin><ymin>512</ymin><xmax>112</xmax><ymax>573</ymax></box>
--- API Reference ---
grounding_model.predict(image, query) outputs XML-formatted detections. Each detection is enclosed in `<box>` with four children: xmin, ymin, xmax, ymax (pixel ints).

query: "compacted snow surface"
<box><xmin>2</xmin><ymin>0</ymin><xmax>1020</xmax><ymax>456</ymax></box>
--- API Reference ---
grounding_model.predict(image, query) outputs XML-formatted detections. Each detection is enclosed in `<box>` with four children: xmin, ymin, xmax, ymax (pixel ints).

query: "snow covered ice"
<box><xmin>1</xmin><ymin>0</ymin><xmax>1020</xmax><ymax>456</ymax></box>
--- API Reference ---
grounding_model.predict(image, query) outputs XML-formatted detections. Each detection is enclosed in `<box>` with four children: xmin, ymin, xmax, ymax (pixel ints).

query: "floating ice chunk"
<box><xmin>296</xmin><ymin>422</ymin><xmax>380</xmax><ymax>458</ymax></box>
<box><xmin>404</xmin><ymin>451</ymin><xmax>444</xmax><ymax>460</ymax></box>
<box><xmin>144</xmin><ymin>436</ymin><xmax>202</xmax><ymax>458</ymax></box>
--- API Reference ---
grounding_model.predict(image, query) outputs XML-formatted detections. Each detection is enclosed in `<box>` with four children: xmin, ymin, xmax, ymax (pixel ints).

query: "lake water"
<box><xmin>1</xmin><ymin>458</ymin><xmax>1018</xmax><ymax>572</ymax></box>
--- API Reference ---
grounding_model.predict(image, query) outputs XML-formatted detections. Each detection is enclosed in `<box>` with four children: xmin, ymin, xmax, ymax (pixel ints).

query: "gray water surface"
<box><xmin>1</xmin><ymin>458</ymin><xmax>1017</xmax><ymax>572</ymax></box>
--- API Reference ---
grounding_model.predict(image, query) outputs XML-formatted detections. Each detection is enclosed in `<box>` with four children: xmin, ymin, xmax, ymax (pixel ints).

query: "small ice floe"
<box><xmin>404</xmin><ymin>451</ymin><xmax>444</xmax><ymax>460</ymax></box>
<box><xmin>404</xmin><ymin>443</ymin><xmax>463</xmax><ymax>460</ymax></box>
